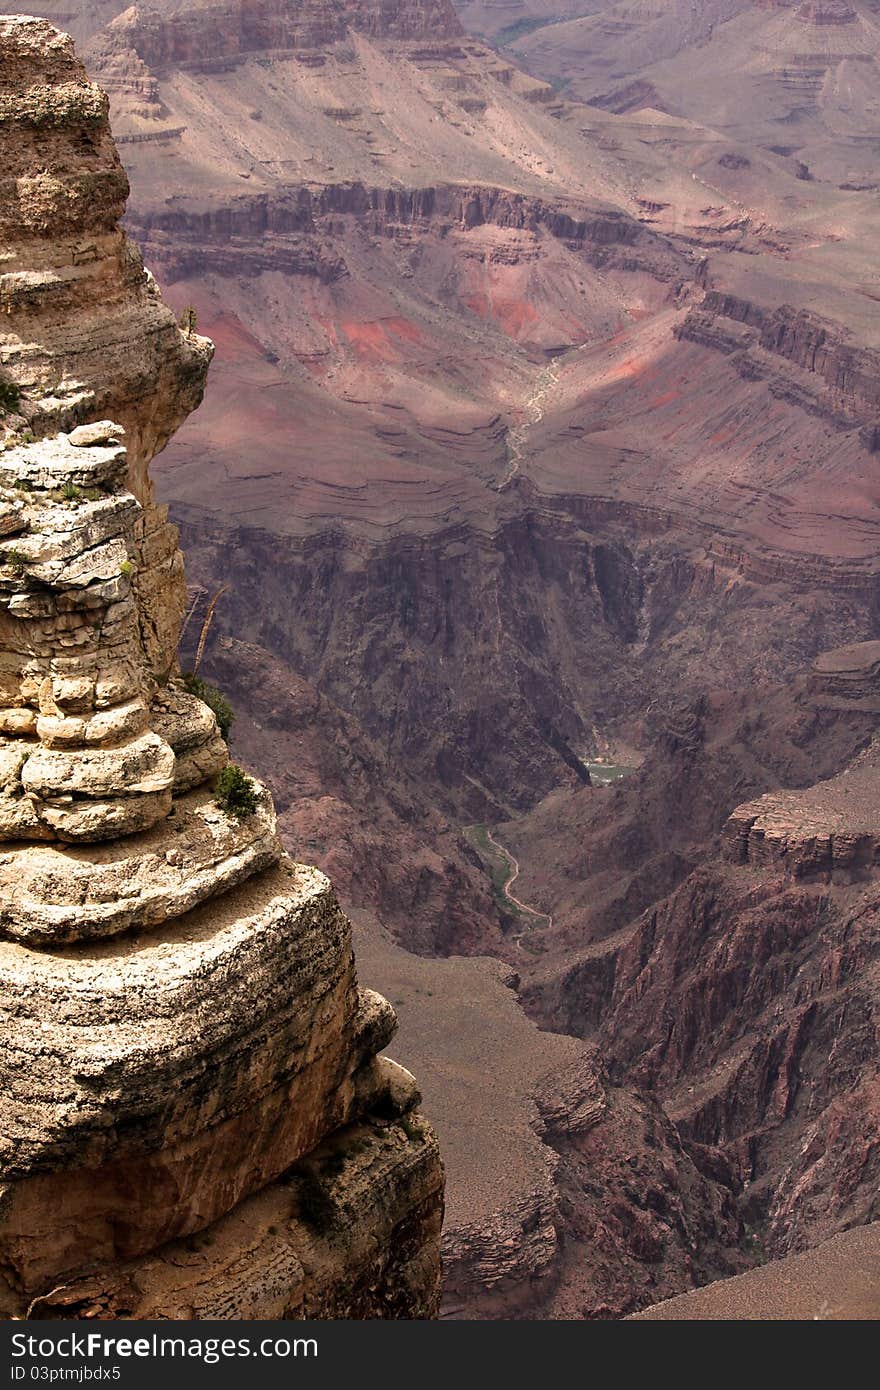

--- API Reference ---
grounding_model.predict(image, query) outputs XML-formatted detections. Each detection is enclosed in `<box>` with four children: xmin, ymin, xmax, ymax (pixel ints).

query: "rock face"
<box><xmin>13</xmin><ymin>0</ymin><xmax>880</xmax><ymax>1320</ymax></box>
<box><xmin>676</xmin><ymin>292</ymin><xmax>880</xmax><ymax>423</ymax></box>
<box><xmin>594</xmin><ymin>749</ymin><xmax>880</xmax><ymax>1265</ymax></box>
<box><xmin>96</xmin><ymin>0</ymin><xmax>466</xmax><ymax>70</ymax></box>
<box><xmin>808</xmin><ymin>639</ymin><xmax>880</xmax><ymax>712</ymax></box>
<box><xmin>723</xmin><ymin>754</ymin><xmax>880</xmax><ymax>878</ymax></box>
<box><xmin>492</xmin><ymin>644</ymin><xmax>880</xmax><ymax>1290</ymax></box>
<box><xmin>0</xmin><ymin>15</ymin><xmax>442</xmax><ymax>1320</ymax></box>
<box><xmin>0</xmin><ymin>20</ymin><xmax>207</xmax><ymax>683</ymax></box>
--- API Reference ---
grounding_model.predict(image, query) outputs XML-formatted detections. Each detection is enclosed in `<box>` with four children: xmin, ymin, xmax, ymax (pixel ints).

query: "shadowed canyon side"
<box><xmin>0</xmin><ymin>15</ymin><xmax>442</xmax><ymax>1320</ymax></box>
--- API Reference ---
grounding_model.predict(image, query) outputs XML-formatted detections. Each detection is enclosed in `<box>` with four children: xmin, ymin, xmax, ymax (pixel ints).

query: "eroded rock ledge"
<box><xmin>0</xmin><ymin>14</ymin><xmax>442</xmax><ymax>1320</ymax></box>
<box><xmin>723</xmin><ymin>744</ymin><xmax>880</xmax><ymax>879</ymax></box>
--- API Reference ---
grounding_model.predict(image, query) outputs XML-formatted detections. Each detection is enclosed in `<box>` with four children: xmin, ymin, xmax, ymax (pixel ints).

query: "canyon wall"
<box><xmin>0</xmin><ymin>14</ymin><xmax>442</xmax><ymax>1320</ymax></box>
<box><xmin>678</xmin><ymin>290</ymin><xmax>880</xmax><ymax>425</ymax></box>
<box><xmin>94</xmin><ymin>0</ymin><xmax>466</xmax><ymax>72</ymax></box>
<box><xmin>128</xmin><ymin>182</ymin><xmax>671</xmax><ymax>289</ymax></box>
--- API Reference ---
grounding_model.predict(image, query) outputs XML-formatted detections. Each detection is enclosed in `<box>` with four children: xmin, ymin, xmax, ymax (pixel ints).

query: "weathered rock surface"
<box><xmin>0</xmin><ymin>784</ymin><xmax>279</xmax><ymax>945</ymax></box>
<box><xmin>0</xmin><ymin>15</ymin><xmax>208</xmax><ymax>671</ymax></box>
<box><xmin>723</xmin><ymin>753</ymin><xmax>880</xmax><ymax>878</ymax></box>
<box><xmin>808</xmin><ymin>639</ymin><xmax>880</xmax><ymax>712</ymax></box>
<box><xmin>24</xmin><ymin>1115</ymin><xmax>444</xmax><ymax>1320</ymax></box>
<box><xmin>0</xmin><ymin>16</ymin><xmax>442</xmax><ymax>1321</ymax></box>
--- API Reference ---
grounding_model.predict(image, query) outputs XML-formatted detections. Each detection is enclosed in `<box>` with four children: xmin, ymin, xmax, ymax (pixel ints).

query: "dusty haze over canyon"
<box><xmin>2</xmin><ymin>0</ymin><xmax>880</xmax><ymax>1319</ymax></box>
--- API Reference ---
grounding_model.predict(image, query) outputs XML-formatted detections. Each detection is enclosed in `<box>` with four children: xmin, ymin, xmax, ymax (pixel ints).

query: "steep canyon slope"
<box><xmin>11</xmin><ymin>0</ymin><xmax>880</xmax><ymax>1317</ymax></box>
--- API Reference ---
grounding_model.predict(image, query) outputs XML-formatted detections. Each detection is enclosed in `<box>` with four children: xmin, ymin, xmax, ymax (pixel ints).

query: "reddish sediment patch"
<box><xmin>463</xmin><ymin>291</ymin><xmax>540</xmax><ymax>340</ymax></box>
<box><xmin>339</xmin><ymin>316</ymin><xmax>427</xmax><ymax>362</ymax></box>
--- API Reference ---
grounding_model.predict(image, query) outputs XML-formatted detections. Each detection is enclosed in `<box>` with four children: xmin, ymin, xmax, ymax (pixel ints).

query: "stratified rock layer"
<box><xmin>0</xmin><ymin>15</ymin><xmax>442</xmax><ymax>1320</ymax></box>
<box><xmin>723</xmin><ymin>746</ymin><xmax>880</xmax><ymax>878</ymax></box>
<box><xmin>808</xmin><ymin>639</ymin><xmax>880</xmax><ymax>712</ymax></box>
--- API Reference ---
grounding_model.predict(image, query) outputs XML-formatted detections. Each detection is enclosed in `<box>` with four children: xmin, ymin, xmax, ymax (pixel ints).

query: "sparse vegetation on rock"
<box><xmin>214</xmin><ymin>762</ymin><xmax>258</xmax><ymax>818</ymax></box>
<box><xmin>2</xmin><ymin>547</ymin><xmax>26</xmax><ymax>574</ymax></box>
<box><xmin>183</xmin><ymin>671</ymin><xmax>234</xmax><ymax>740</ymax></box>
<box><xmin>0</xmin><ymin>378</ymin><xmax>20</xmax><ymax>416</ymax></box>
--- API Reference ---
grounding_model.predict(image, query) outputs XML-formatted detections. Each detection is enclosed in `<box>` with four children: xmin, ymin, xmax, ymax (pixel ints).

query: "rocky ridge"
<box><xmin>96</xmin><ymin>0</ymin><xmax>467</xmax><ymax>70</ymax></box>
<box><xmin>348</xmin><ymin>920</ymin><xmax>744</xmax><ymax>1319</ymax></box>
<box><xmin>0</xmin><ymin>14</ymin><xmax>442</xmax><ymax>1320</ymax></box>
<box><xmin>724</xmin><ymin>751</ymin><xmax>880</xmax><ymax>877</ymax></box>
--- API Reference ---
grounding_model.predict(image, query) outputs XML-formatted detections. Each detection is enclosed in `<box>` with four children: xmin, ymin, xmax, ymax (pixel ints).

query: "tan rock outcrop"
<box><xmin>0</xmin><ymin>14</ymin><xmax>442</xmax><ymax>1320</ymax></box>
<box><xmin>0</xmin><ymin>16</ymin><xmax>210</xmax><ymax>678</ymax></box>
<box><xmin>808</xmin><ymin>639</ymin><xmax>880</xmax><ymax>713</ymax></box>
<box><xmin>723</xmin><ymin>747</ymin><xmax>880</xmax><ymax>879</ymax></box>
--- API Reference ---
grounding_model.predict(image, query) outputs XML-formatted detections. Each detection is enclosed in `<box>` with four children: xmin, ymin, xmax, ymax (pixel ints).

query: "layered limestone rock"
<box><xmin>723</xmin><ymin>745</ymin><xmax>880</xmax><ymax>879</ymax></box>
<box><xmin>808</xmin><ymin>639</ymin><xmax>880</xmax><ymax>713</ymax></box>
<box><xmin>0</xmin><ymin>13</ymin><xmax>211</xmax><ymax>676</ymax></box>
<box><xmin>91</xmin><ymin>0</ymin><xmax>466</xmax><ymax>73</ymax></box>
<box><xmin>676</xmin><ymin>291</ymin><xmax>880</xmax><ymax>427</ymax></box>
<box><xmin>0</xmin><ymin>15</ymin><xmax>442</xmax><ymax>1320</ymax></box>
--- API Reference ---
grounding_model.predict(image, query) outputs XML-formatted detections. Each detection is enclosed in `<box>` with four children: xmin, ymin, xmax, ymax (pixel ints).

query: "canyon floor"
<box><xmin>15</xmin><ymin>0</ymin><xmax>880</xmax><ymax>1317</ymax></box>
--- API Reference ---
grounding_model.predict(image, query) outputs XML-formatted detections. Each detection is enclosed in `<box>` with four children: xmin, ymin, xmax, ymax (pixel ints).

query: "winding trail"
<box><xmin>485</xmin><ymin>828</ymin><xmax>553</xmax><ymax>935</ymax></box>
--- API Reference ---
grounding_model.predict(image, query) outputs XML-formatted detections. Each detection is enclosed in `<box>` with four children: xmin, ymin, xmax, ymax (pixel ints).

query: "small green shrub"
<box><xmin>400</xmin><ymin>1115</ymin><xmax>423</xmax><ymax>1143</ymax></box>
<box><xmin>61</xmin><ymin>480</ymin><xmax>82</xmax><ymax>501</ymax></box>
<box><xmin>119</xmin><ymin>559</ymin><xmax>136</xmax><ymax>578</ymax></box>
<box><xmin>214</xmin><ymin>763</ymin><xmax>258</xmax><ymax>819</ymax></box>
<box><xmin>183</xmin><ymin>672</ymin><xmax>234</xmax><ymax>741</ymax></box>
<box><xmin>3</xmin><ymin>547</ymin><xmax>27</xmax><ymax>574</ymax></box>
<box><xmin>0</xmin><ymin>378</ymin><xmax>20</xmax><ymax>416</ymax></box>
